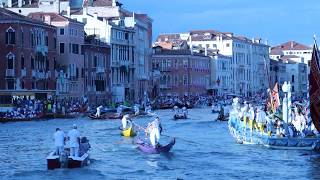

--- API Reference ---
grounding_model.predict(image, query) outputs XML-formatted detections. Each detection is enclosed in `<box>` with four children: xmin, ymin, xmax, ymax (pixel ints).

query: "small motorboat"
<box><xmin>0</xmin><ymin>113</ymin><xmax>43</xmax><ymax>123</ymax></box>
<box><xmin>121</xmin><ymin>126</ymin><xmax>136</xmax><ymax>137</ymax></box>
<box><xmin>47</xmin><ymin>137</ymin><xmax>91</xmax><ymax>170</ymax></box>
<box><xmin>47</xmin><ymin>151</ymin><xmax>90</xmax><ymax>169</ymax></box>
<box><xmin>88</xmin><ymin>113</ymin><xmax>107</xmax><ymax>120</ymax></box>
<box><xmin>136</xmin><ymin>138</ymin><xmax>175</xmax><ymax>154</ymax></box>
<box><xmin>174</xmin><ymin>114</ymin><xmax>187</xmax><ymax>120</ymax></box>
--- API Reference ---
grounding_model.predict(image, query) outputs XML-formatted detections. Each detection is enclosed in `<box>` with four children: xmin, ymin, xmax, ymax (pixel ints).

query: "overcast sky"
<box><xmin>121</xmin><ymin>0</ymin><xmax>319</xmax><ymax>46</ymax></box>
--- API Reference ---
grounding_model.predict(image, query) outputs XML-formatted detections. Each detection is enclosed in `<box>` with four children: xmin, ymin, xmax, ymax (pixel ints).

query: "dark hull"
<box><xmin>47</xmin><ymin>152</ymin><xmax>89</xmax><ymax>170</ymax></box>
<box><xmin>0</xmin><ymin>113</ymin><xmax>43</xmax><ymax>123</ymax></box>
<box><xmin>174</xmin><ymin>114</ymin><xmax>187</xmax><ymax>120</ymax></box>
<box><xmin>136</xmin><ymin>138</ymin><xmax>175</xmax><ymax>154</ymax></box>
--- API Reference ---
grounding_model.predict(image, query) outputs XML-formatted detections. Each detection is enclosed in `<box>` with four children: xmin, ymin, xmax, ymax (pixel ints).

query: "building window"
<box><xmin>7</xmin><ymin>80</ymin><xmax>14</xmax><ymax>90</ymax></box>
<box><xmin>72</xmin><ymin>44</ymin><xmax>79</xmax><ymax>54</ymax></box>
<box><xmin>292</xmin><ymin>86</ymin><xmax>294</xmax><ymax>92</ymax></box>
<box><xmin>53</xmin><ymin>37</ymin><xmax>57</xmax><ymax>49</ymax></box>
<box><xmin>21</xmin><ymin>30</ymin><xmax>24</xmax><ymax>46</ymax></box>
<box><xmin>226</xmin><ymin>43</ymin><xmax>230</xmax><ymax>47</ymax></box>
<box><xmin>31</xmin><ymin>56</ymin><xmax>35</xmax><ymax>69</ymax></box>
<box><xmin>6</xmin><ymin>28</ymin><xmax>15</xmax><ymax>45</ymax></box>
<box><xmin>292</xmin><ymin>75</ymin><xmax>294</xmax><ymax>83</ymax></box>
<box><xmin>60</xmin><ymin>28</ymin><xmax>64</xmax><ymax>35</ymax></box>
<box><xmin>21</xmin><ymin>55</ymin><xmax>24</xmax><ymax>69</ymax></box>
<box><xmin>7</xmin><ymin>54</ymin><xmax>14</xmax><ymax>69</ymax></box>
<box><xmin>60</xmin><ymin>43</ymin><xmax>65</xmax><ymax>54</ymax></box>
<box><xmin>183</xmin><ymin>75</ymin><xmax>188</xmax><ymax>85</ymax></box>
<box><xmin>82</xmin><ymin>18</ymin><xmax>87</xmax><ymax>24</ymax></box>
<box><xmin>45</xmin><ymin>35</ymin><xmax>48</xmax><ymax>46</ymax></box>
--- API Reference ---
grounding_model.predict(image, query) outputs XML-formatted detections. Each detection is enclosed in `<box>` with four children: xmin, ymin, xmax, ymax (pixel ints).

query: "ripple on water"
<box><xmin>0</xmin><ymin>107</ymin><xmax>319</xmax><ymax>179</ymax></box>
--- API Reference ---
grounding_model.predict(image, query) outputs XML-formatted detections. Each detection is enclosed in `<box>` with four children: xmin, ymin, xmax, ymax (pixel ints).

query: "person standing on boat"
<box><xmin>241</xmin><ymin>102</ymin><xmax>249</xmax><ymax>130</ymax></box>
<box><xmin>95</xmin><ymin>105</ymin><xmax>103</xmax><ymax>117</ymax></box>
<box><xmin>134</xmin><ymin>104</ymin><xmax>140</xmax><ymax>115</ymax></box>
<box><xmin>67</xmin><ymin>124</ymin><xmax>81</xmax><ymax>157</ymax></box>
<box><xmin>53</xmin><ymin>128</ymin><xmax>65</xmax><ymax>155</ymax></box>
<box><xmin>248</xmin><ymin>104</ymin><xmax>255</xmax><ymax>132</ymax></box>
<box><xmin>256</xmin><ymin>107</ymin><xmax>266</xmax><ymax>135</ymax></box>
<box><xmin>122</xmin><ymin>114</ymin><xmax>131</xmax><ymax>130</ymax></box>
<box><xmin>117</xmin><ymin>105</ymin><xmax>123</xmax><ymax>117</ymax></box>
<box><xmin>152</xmin><ymin>117</ymin><xmax>163</xmax><ymax>134</ymax></box>
<box><xmin>149</xmin><ymin>122</ymin><xmax>160</xmax><ymax>148</ymax></box>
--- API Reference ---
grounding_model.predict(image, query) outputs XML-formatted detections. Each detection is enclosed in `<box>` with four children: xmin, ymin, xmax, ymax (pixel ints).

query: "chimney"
<box><xmin>67</xmin><ymin>6</ymin><xmax>70</xmax><ymax>17</ymax></box>
<box><xmin>83</xmin><ymin>7</ymin><xmax>87</xmax><ymax>15</ymax></box>
<box><xmin>189</xmin><ymin>35</ymin><xmax>193</xmax><ymax>55</ymax></box>
<box><xmin>112</xmin><ymin>0</ymin><xmax>116</xmax><ymax>7</ymax></box>
<box><xmin>291</xmin><ymin>41</ymin><xmax>294</xmax><ymax>49</ymax></box>
<box><xmin>8</xmin><ymin>0</ymin><xmax>12</xmax><ymax>7</ymax></box>
<box><xmin>205</xmin><ymin>46</ymin><xmax>208</xmax><ymax>56</ymax></box>
<box><xmin>18</xmin><ymin>0</ymin><xmax>22</xmax><ymax>7</ymax></box>
<box><xmin>93</xmin><ymin>13</ymin><xmax>98</xmax><ymax>19</ymax></box>
<box><xmin>44</xmin><ymin>15</ymin><xmax>51</xmax><ymax>25</ymax></box>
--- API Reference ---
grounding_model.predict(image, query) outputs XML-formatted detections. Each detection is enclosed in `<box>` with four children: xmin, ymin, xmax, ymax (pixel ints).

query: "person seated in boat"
<box><xmin>117</xmin><ymin>105</ymin><xmax>123</xmax><ymax>117</ymax></box>
<box><xmin>122</xmin><ymin>114</ymin><xmax>132</xmax><ymax>130</ymax></box>
<box><xmin>53</xmin><ymin>128</ymin><xmax>65</xmax><ymax>156</ymax></box>
<box><xmin>95</xmin><ymin>105</ymin><xmax>103</xmax><ymax>117</ymax></box>
<box><xmin>134</xmin><ymin>104</ymin><xmax>140</xmax><ymax>115</ymax></box>
<box><xmin>79</xmin><ymin>137</ymin><xmax>91</xmax><ymax>156</ymax></box>
<box><xmin>67</xmin><ymin>124</ymin><xmax>81</xmax><ymax>157</ymax></box>
<box><xmin>182</xmin><ymin>106</ymin><xmax>188</xmax><ymax>118</ymax></box>
<box><xmin>218</xmin><ymin>105</ymin><xmax>225</xmax><ymax>120</ymax></box>
<box><xmin>173</xmin><ymin>106</ymin><xmax>179</xmax><ymax>115</ymax></box>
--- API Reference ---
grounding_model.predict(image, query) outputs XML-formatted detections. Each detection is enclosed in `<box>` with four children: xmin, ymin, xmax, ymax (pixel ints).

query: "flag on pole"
<box><xmin>309</xmin><ymin>42</ymin><xmax>320</xmax><ymax>131</ymax></box>
<box><xmin>266</xmin><ymin>83</ymin><xmax>280</xmax><ymax>113</ymax></box>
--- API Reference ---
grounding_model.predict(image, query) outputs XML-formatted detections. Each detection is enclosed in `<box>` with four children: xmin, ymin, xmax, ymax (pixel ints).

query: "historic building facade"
<box><xmin>0</xmin><ymin>8</ymin><xmax>56</xmax><ymax>98</ymax></box>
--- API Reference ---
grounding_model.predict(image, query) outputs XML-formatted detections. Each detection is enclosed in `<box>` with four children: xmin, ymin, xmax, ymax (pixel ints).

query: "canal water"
<box><xmin>1</xmin><ymin>107</ymin><xmax>319</xmax><ymax>180</ymax></box>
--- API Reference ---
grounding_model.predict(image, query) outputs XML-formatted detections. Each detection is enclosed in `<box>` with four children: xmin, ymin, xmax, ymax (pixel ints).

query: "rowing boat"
<box><xmin>174</xmin><ymin>114</ymin><xmax>187</xmax><ymax>120</ymax></box>
<box><xmin>121</xmin><ymin>126</ymin><xmax>136</xmax><ymax>137</ymax></box>
<box><xmin>136</xmin><ymin>138</ymin><xmax>175</xmax><ymax>154</ymax></box>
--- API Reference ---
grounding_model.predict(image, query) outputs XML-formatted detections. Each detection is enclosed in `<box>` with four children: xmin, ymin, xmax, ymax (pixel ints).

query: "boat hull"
<box><xmin>228</xmin><ymin>116</ymin><xmax>320</xmax><ymax>150</ymax></box>
<box><xmin>136</xmin><ymin>138</ymin><xmax>175</xmax><ymax>154</ymax></box>
<box><xmin>174</xmin><ymin>114</ymin><xmax>187</xmax><ymax>120</ymax></box>
<box><xmin>121</xmin><ymin>127</ymin><xmax>136</xmax><ymax>137</ymax></box>
<box><xmin>46</xmin><ymin>152</ymin><xmax>89</xmax><ymax>170</ymax></box>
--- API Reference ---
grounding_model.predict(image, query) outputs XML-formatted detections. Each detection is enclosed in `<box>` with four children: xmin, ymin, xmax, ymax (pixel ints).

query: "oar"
<box><xmin>162</xmin><ymin>134</ymin><xmax>201</xmax><ymax>145</ymax></box>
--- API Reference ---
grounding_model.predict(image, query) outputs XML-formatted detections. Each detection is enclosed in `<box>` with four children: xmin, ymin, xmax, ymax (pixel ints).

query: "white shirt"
<box><xmin>122</xmin><ymin>116</ymin><xmax>127</xmax><ymax>129</ymax></box>
<box><xmin>248</xmin><ymin>108</ymin><xmax>255</xmax><ymax>120</ymax></box>
<box><xmin>54</xmin><ymin>130</ymin><xmax>65</xmax><ymax>147</ymax></box>
<box><xmin>68</xmin><ymin>129</ymin><xmax>80</xmax><ymax>147</ymax></box>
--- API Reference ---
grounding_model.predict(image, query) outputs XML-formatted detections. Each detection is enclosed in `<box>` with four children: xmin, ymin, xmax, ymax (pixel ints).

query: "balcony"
<box><xmin>35</xmin><ymin>45</ymin><xmax>48</xmax><ymax>54</ymax></box>
<box><xmin>37</xmin><ymin>71</ymin><xmax>46</xmax><ymax>79</ymax></box>
<box><xmin>31</xmin><ymin>70</ymin><xmax>37</xmax><ymax>77</ymax></box>
<box><xmin>152</xmin><ymin>70</ymin><xmax>160</xmax><ymax>77</ymax></box>
<box><xmin>6</xmin><ymin>69</ymin><xmax>14</xmax><ymax>77</ymax></box>
<box><xmin>21</xmin><ymin>69</ymin><xmax>26</xmax><ymax>77</ymax></box>
<box><xmin>96</xmin><ymin>67</ymin><xmax>105</xmax><ymax>73</ymax></box>
<box><xmin>120</xmin><ymin>60</ymin><xmax>129</xmax><ymax>67</ymax></box>
<box><xmin>137</xmin><ymin>74</ymin><xmax>149</xmax><ymax>80</ymax></box>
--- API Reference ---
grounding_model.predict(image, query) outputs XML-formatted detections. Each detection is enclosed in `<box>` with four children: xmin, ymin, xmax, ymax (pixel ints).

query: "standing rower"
<box><xmin>53</xmin><ymin>128</ymin><xmax>65</xmax><ymax>155</ymax></box>
<box><xmin>67</xmin><ymin>124</ymin><xmax>81</xmax><ymax>157</ymax></box>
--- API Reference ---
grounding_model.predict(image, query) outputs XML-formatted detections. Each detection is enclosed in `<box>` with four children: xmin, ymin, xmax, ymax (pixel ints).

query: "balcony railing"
<box><xmin>21</xmin><ymin>69</ymin><xmax>26</xmax><ymax>77</ymax></box>
<box><xmin>6</xmin><ymin>69</ymin><xmax>14</xmax><ymax>77</ymax></box>
<box><xmin>96</xmin><ymin>67</ymin><xmax>105</xmax><ymax>73</ymax></box>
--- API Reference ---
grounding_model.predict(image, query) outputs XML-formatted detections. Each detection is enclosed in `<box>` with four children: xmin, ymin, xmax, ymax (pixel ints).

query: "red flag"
<box><xmin>272</xmin><ymin>83</ymin><xmax>280</xmax><ymax>111</ymax></box>
<box><xmin>309</xmin><ymin>43</ymin><xmax>320</xmax><ymax>131</ymax></box>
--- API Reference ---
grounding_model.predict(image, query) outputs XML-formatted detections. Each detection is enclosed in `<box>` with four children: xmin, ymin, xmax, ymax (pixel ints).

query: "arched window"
<box><xmin>167</xmin><ymin>75</ymin><xmax>171</xmax><ymax>85</ymax></box>
<box><xmin>21</xmin><ymin>55</ymin><xmax>24</xmax><ymax>69</ymax></box>
<box><xmin>6</xmin><ymin>27</ymin><xmax>15</xmax><ymax>45</ymax></box>
<box><xmin>7</xmin><ymin>53</ymin><xmax>15</xmax><ymax>69</ymax></box>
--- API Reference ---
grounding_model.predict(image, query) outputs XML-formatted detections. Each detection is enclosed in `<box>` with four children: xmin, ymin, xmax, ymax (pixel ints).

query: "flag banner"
<box><xmin>309</xmin><ymin>44</ymin><xmax>320</xmax><ymax>131</ymax></box>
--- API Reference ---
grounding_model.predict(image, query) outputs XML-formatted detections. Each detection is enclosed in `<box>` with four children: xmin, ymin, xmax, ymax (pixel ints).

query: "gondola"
<box><xmin>136</xmin><ymin>138</ymin><xmax>175</xmax><ymax>154</ymax></box>
<box><xmin>121</xmin><ymin>126</ymin><xmax>136</xmax><ymax>137</ymax></box>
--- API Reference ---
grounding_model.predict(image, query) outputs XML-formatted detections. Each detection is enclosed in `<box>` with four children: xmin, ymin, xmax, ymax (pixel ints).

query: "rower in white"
<box><xmin>122</xmin><ymin>114</ymin><xmax>131</xmax><ymax>130</ymax></box>
<box><xmin>95</xmin><ymin>105</ymin><xmax>103</xmax><ymax>117</ymax></box>
<box><xmin>53</xmin><ymin>128</ymin><xmax>65</xmax><ymax>155</ymax></box>
<box><xmin>67</xmin><ymin>124</ymin><xmax>81</xmax><ymax>157</ymax></box>
<box><xmin>182</xmin><ymin>106</ymin><xmax>188</xmax><ymax>118</ymax></box>
<box><xmin>148</xmin><ymin>122</ymin><xmax>160</xmax><ymax>148</ymax></box>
